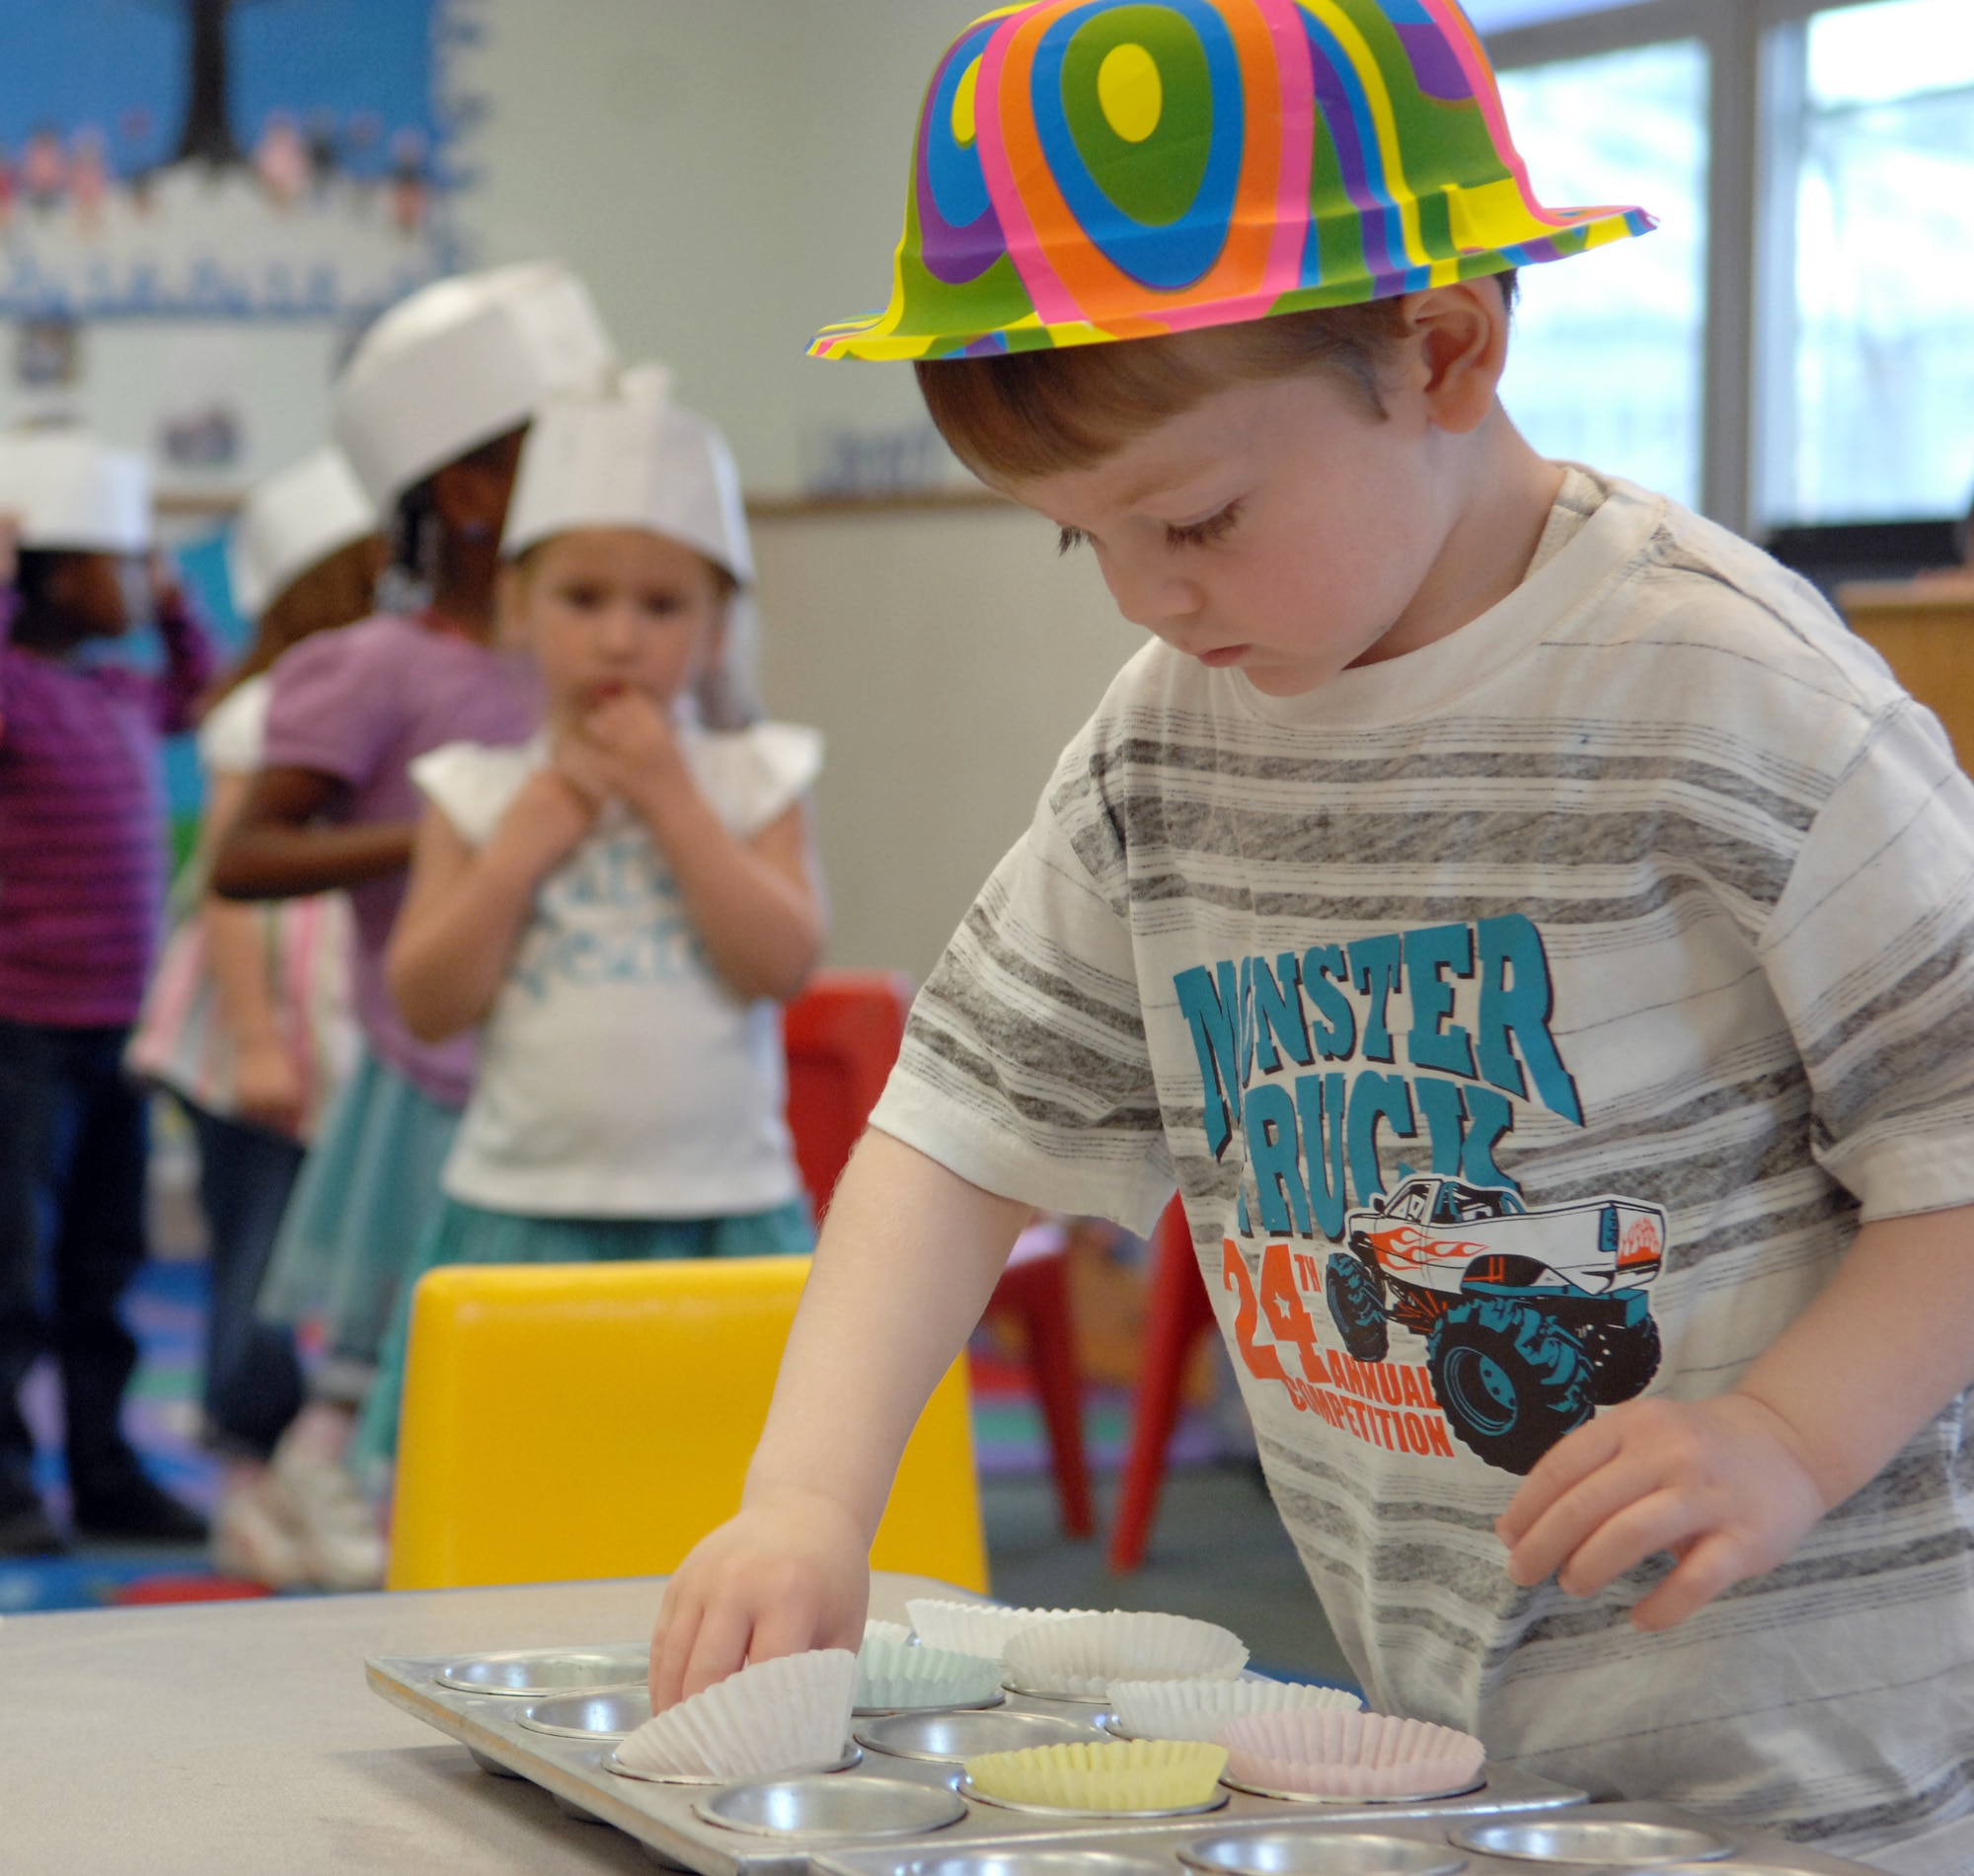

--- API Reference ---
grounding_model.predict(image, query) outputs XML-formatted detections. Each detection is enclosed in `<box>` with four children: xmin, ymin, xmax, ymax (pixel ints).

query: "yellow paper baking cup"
<box><xmin>965</xmin><ymin>1739</ymin><xmax>1227</xmax><ymax>1812</ymax></box>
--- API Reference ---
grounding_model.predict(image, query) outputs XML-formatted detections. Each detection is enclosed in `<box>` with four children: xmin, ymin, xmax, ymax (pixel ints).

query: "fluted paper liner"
<box><xmin>1108</xmin><ymin>1677</ymin><xmax>1361</xmax><ymax>1743</ymax></box>
<box><xmin>857</xmin><ymin>1637</ymin><xmax>1004</xmax><ymax>1709</ymax></box>
<box><xmin>614</xmin><ymin>1648</ymin><xmax>857</xmax><ymax>1779</ymax></box>
<box><xmin>1217</xmin><ymin>1709</ymin><xmax>1484</xmax><ymax>1799</ymax></box>
<box><xmin>905</xmin><ymin>1598</ymin><xmax>1094</xmax><ymax>1664</ymax></box>
<box><xmin>966</xmin><ymin>1739</ymin><xmax>1227</xmax><ymax>1812</ymax></box>
<box><xmin>1002</xmin><ymin>1612</ymin><xmax>1247</xmax><ymax>1698</ymax></box>
<box><xmin>864</xmin><ymin>1618</ymin><xmax>912</xmax><ymax>1648</ymax></box>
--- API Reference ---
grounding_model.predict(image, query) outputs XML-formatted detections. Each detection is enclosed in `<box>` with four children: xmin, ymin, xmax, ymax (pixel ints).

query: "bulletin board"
<box><xmin>0</xmin><ymin>0</ymin><xmax>482</xmax><ymax>493</ymax></box>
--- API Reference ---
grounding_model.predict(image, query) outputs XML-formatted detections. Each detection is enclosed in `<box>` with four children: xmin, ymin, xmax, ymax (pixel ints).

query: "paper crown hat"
<box><xmin>333</xmin><ymin>262</ymin><xmax>617</xmax><ymax>513</ymax></box>
<box><xmin>228</xmin><ymin>446</ymin><xmax>378</xmax><ymax>621</ymax></box>
<box><xmin>812</xmin><ymin>0</ymin><xmax>1656</xmax><ymax>360</ymax></box>
<box><xmin>502</xmin><ymin>364</ymin><xmax>755</xmax><ymax>585</ymax></box>
<box><xmin>0</xmin><ymin>428</ymin><xmax>151</xmax><ymax>555</ymax></box>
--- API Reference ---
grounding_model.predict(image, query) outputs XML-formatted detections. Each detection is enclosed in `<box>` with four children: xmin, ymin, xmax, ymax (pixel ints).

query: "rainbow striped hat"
<box><xmin>812</xmin><ymin>0</ymin><xmax>1654</xmax><ymax>361</ymax></box>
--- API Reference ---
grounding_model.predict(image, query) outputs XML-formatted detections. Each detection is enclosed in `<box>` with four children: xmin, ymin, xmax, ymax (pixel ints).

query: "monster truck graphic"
<box><xmin>1322</xmin><ymin>1174</ymin><xmax>1665</xmax><ymax>1475</ymax></box>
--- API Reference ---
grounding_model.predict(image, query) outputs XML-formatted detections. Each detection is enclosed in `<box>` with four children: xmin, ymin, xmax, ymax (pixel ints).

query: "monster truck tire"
<box><xmin>1426</xmin><ymin>1299</ymin><xmax>1594</xmax><ymax>1475</ymax></box>
<box><xmin>1577</xmin><ymin>1313</ymin><xmax>1662</xmax><ymax>1406</ymax></box>
<box><xmin>1324</xmin><ymin>1252</ymin><xmax>1389</xmax><ymax>1363</ymax></box>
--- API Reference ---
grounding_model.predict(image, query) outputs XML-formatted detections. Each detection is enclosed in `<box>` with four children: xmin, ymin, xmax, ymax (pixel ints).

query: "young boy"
<box><xmin>652</xmin><ymin>5</ymin><xmax>1974</xmax><ymax>1868</ymax></box>
<box><xmin>0</xmin><ymin>429</ymin><xmax>216</xmax><ymax>1553</ymax></box>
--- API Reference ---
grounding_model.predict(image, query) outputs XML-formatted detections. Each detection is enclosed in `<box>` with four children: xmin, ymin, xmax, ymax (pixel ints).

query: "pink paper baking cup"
<box><xmin>613</xmin><ymin>1648</ymin><xmax>858</xmax><ymax>1780</ymax></box>
<box><xmin>1217</xmin><ymin>1709</ymin><xmax>1484</xmax><ymax>1800</ymax></box>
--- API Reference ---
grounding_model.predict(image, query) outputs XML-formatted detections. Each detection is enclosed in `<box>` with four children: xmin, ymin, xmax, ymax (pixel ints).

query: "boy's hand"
<box><xmin>648</xmin><ymin>1486</ymin><xmax>870</xmax><ymax>1710</ymax></box>
<box><xmin>1496</xmin><ymin>1392</ymin><xmax>1826</xmax><ymax>1632</ymax></box>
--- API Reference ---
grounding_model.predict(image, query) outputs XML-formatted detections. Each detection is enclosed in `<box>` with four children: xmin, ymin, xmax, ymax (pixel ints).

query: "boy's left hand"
<box><xmin>1496</xmin><ymin>1392</ymin><xmax>1826</xmax><ymax>1632</ymax></box>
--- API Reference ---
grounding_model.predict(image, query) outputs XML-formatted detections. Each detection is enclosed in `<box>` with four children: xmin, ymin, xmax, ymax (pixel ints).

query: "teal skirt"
<box><xmin>352</xmin><ymin>1193</ymin><xmax>814</xmax><ymax>1470</ymax></box>
<box><xmin>256</xmin><ymin>1049</ymin><xmax>462</xmax><ymax>1392</ymax></box>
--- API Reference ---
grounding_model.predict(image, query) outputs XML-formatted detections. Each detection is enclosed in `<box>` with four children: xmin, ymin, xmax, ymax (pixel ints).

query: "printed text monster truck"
<box><xmin>1323</xmin><ymin>1174</ymin><xmax>1666</xmax><ymax>1474</ymax></box>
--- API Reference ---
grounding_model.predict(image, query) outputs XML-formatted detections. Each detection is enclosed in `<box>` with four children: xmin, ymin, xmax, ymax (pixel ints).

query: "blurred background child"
<box><xmin>209</xmin><ymin>263</ymin><xmax>616</xmax><ymax>1588</ymax></box>
<box><xmin>370</xmin><ymin>367</ymin><xmax>824</xmax><ymax>1463</ymax></box>
<box><xmin>126</xmin><ymin>446</ymin><xmax>383</xmax><ymax>1588</ymax></box>
<box><xmin>0</xmin><ymin>428</ymin><xmax>216</xmax><ymax>1556</ymax></box>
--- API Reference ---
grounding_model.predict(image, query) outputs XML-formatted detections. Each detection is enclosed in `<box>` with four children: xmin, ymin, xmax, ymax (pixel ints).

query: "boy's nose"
<box><xmin>1103</xmin><ymin>560</ymin><xmax>1204</xmax><ymax>637</ymax></box>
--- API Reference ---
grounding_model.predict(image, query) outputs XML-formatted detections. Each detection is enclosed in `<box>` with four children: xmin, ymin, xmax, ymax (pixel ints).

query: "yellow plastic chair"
<box><xmin>386</xmin><ymin>1256</ymin><xmax>988</xmax><ymax>1594</ymax></box>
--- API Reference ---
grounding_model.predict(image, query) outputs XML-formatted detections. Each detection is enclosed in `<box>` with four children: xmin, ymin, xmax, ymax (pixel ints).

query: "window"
<box><xmin>1494</xmin><ymin>40</ymin><xmax>1711</xmax><ymax>509</ymax></box>
<box><xmin>1764</xmin><ymin>0</ymin><xmax>1974</xmax><ymax>524</ymax></box>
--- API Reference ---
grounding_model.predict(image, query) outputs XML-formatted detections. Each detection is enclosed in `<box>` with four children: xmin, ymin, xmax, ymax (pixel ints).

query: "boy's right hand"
<box><xmin>648</xmin><ymin>1486</ymin><xmax>871</xmax><ymax>1709</ymax></box>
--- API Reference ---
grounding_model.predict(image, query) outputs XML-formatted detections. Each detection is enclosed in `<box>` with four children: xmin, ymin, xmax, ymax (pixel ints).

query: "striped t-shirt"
<box><xmin>873</xmin><ymin>471</ymin><xmax>1974</xmax><ymax>1871</ymax></box>
<box><xmin>0</xmin><ymin>597</ymin><xmax>216</xmax><ymax>1028</ymax></box>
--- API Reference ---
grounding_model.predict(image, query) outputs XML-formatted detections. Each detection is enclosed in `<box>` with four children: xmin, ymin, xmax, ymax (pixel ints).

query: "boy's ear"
<box><xmin>1406</xmin><ymin>280</ymin><xmax>1511</xmax><ymax>437</ymax></box>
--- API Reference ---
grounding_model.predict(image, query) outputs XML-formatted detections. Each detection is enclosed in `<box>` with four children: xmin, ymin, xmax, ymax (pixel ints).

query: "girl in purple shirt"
<box><xmin>211</xmin><ymin>263</ymin><xmax>612</xmax><ymax>1588</ymax></box>
<box><xmin>0</xmin><ymin>434</ymin><xmax>218</xmax><ymax>1557</ymax></box>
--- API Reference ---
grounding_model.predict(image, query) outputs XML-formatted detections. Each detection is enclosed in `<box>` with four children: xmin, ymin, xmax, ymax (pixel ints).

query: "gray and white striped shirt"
<box><xmin>873</xmin><ymin>471</ymin><xmax>1974</xmax><ymax>1872</ymax></box>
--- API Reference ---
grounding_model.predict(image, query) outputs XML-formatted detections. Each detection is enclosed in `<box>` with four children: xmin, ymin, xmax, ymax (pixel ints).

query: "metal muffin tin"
<box><xmin>373</xmin><ymin>1647</ymin><xmax>1877</xmax><ymax>1876</ymax></box>
<box><xmin>519</xmin><ymin>1686</ymin><xmax>651</xmax><ymax>1739</ymax></box>
<box><xmin>606</xmin><ymin>1744</ymin><xmax>864</xmax><ymax>1787</ymax></box>
<box><xmin>858</xmin><ymin>1708</ymin><xmax>1107</xmax><ymax>1763</ymax></box>
<box><xmin>697</xmin><ymin>1774</ymin><xmax>968</xmax><ymax>1840</ymax></box>
<box><xmin>1450</xmin><ymin>1815</ymin><xmax>1738</xmax><ymax>1865</ymax></box>
<box><xmin>1221</xmin><ymin>1774</ymin><xmax>1487</xmax><ymax>1808</ymax></box>
<box><xmin>435</xmin><ymin>1644</ymin><xmax>648</xmax><ymax>1695</ymax></box>
<box><xmin>1180</xmin><ymin>1829</ymin><xmax>1470</xmax><ymax>1874</ymax></box>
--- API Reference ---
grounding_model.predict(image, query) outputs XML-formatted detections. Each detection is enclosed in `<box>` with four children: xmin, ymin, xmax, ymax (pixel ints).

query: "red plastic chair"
<box><xmin>781</xmin><ymin>971</ymin><xmax>1093</xmax><ymax>1537</ymax></box>
<box><xmin>1105</xmin><ymin>1196</ymin><xmax>1217</xmax><ymax>1573</ymax></box>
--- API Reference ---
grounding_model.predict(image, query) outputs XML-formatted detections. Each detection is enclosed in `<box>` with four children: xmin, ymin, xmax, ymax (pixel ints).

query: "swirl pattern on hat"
<box><xmin>813</xmin><ymin>0</ymin><xmax>1655</xmax><ymax>360</ymax></box>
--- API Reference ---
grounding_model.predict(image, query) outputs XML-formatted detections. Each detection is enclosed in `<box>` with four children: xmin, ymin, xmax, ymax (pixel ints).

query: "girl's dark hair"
<box><xmin>205</xmin><ymin>532</ymin><xmax>386</xmax><ymax>711</ymax></box>
<box><xmin>385</xmin><ymin>425</ymin><xmax>527</xmax><ymax>597</ymax></box>
<box><xmin>11</xmin><ymin>549</ymin><xmax>67</xmax><ymax>619</ymax></box>
<box><xmin>915</xmin><ymin>271</ymin><xmax>1518</xmax><ymax>485</ymax></box>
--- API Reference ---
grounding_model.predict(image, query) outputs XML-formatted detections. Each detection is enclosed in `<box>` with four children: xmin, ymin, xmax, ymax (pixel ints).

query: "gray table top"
<box><xmin>0</xmin><ymin>1570</ymin><xmax>970</xmax><ymax>1875</ymax></box>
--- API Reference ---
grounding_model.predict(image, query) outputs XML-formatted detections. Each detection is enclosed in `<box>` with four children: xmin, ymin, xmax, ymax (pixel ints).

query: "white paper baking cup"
<box><xmin>905</xmin><ymin>1599</ymin><xmax>1095</xmax><ymax>1664</ymax></box>
<box><xmin>857</xmin><ymin>1637</ymin><xmax>1004</xmax><ymax>1710</ymax></box>
<box><xmin>613</xmin><ymin>1648</ymin><xmax>858</xmax><ymax>1780</ymax></box>
<box><xmin>1217</xmin><ymin>1708</ymin><xmax>1484</xmax><ymax>1800</ymax></box>
<box><xmin>1107</xmin><ymin>1677</ymin><xmax>1362</xmax><ymax>1743</ymax></box>
<box><xmin>1002</xmin><ymin>1613</ymin><xmax>1248</xmax><ymax>1699</ymax></box>
<box><xmin>864</xmin><ymin>1618</ymin><xmax>912</xmax><ymax>1648</ymax></box>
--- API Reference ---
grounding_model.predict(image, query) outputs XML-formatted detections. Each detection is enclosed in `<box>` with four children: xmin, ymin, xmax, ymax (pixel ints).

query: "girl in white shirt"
<box><xmin>363</xmin><ymin>369</ymin><xmax>826</xmax><ymax>1463</ymax></box>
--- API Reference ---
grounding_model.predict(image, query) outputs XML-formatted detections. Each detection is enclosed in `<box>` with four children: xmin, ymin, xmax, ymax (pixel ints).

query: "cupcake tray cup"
<box><xmin>812</xmin><ymin>1805</ymin><xmax>1897</xmax><ymax>1876</ymax></box>
<box><xmin>369</xmin><ymin>1648</ymin><xmax>1597</xmax><ymax>1874</ymax></box>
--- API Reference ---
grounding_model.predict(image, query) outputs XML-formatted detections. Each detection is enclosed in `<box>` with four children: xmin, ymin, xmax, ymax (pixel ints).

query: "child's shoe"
<box><xmin>269</xmin><ymin>1442</ymin><xmax>385</xmax><ymax>1591</ymax></box>
<box><xmin>209</xmin><ymin>1470</ymin><xmax>311</xmax><ymax>1590</ymax></box>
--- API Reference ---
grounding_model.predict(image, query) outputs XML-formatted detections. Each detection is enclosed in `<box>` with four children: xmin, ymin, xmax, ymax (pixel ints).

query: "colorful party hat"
<box><xmin>812</xmin><ymin>0</ymin><xmax>1655</xmax><ymax>360</ymax></box>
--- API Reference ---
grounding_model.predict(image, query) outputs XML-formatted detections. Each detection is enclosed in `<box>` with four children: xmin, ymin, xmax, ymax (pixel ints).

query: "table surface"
<box><xmin>0</xmin><ymin>1570</ymin><xmax>969</xmax><ymax>1875</ymax></box>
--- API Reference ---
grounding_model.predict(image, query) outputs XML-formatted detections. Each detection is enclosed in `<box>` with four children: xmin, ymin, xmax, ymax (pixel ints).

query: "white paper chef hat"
<box><xmin>0</xmin><ymin>428</ymin><xmax>151</xmax><ymax>555</ymax></box>
<box><xmin>227</xmin><ymin>446</ymin><xmax>377</xmax><ymax>621</ymax></box>
<box><xmin>332</xmin><ymin>262</ymin><xmax>617</xmax><ymax>515</ymax></box>
<box><xmin>501</xmin><ymin>363</ymin><xmax>753</xmax><ymax>585</ymax></box>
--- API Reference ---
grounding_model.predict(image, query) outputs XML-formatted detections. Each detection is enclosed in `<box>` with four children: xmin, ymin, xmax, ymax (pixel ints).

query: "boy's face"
<box><xmin>515</xmin><ymin>528</ymin><xmax>726</xmax><ymax>719</ymax></box>
<box><xmin>1000</xmin><ymin>284</ymin><xmax>1524</xmax><ymax>699</ymax></box>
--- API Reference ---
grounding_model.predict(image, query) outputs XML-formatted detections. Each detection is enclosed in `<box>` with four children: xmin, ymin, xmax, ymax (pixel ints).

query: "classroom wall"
<box><xmin>752</xmin><ymin>504</ymin><xmax>1148</xmax><ymax>983</ymax></box>
<box><xmin>451</xmin><ymin>0</ymin><xmax>983</xmax><ymax>498</ymax></box>
<box><xmin>455</xmin><ymin>0</ymin><xmax>1146</xmax><ymax>981</ymax></box>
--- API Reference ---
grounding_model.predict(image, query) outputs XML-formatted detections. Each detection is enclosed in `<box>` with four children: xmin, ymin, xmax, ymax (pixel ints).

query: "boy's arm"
<box><xmin>1499</xmin><ymin>1201</ymin><xmax>1974</xmax><ymax>1629</ymax></box>
<box><xmin>386</xmin><ymin>771</ymin><xmax>594</xmax><ymax>1042</ymax></box>
<box><xmin>648</xmin><ymin>1129</ymin><xmax>1031</xmax><ymax>1706</ymax></box>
